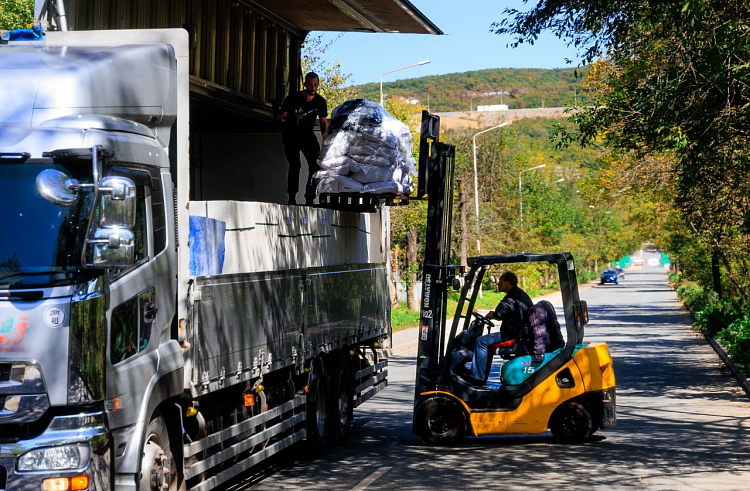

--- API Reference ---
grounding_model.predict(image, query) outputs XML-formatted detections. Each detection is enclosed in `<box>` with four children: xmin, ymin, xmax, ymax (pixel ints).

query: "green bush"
<box><xmin>717</xmin><ymin>313</ymin><xmax>750</xmax><ymax>372</ymax></box>
<box><xmin>676</xmin><ymin>281</ymin><xmax>718</xmax><ymax>313</ymax></box>
<box><xmin>695</xmin><ymin>299</ymin><xmax>741</xmax><ymax>337</ymax></box>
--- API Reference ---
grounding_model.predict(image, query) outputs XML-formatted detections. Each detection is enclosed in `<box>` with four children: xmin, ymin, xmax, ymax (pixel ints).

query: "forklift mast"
<box><xmin>414</xmin><ymin>111</ymin><xmax>457</xmax><ymax>402</ymax></box>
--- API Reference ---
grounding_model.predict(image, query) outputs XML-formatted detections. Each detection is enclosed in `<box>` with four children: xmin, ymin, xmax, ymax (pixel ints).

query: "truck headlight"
<box><xmin>18</xmin><ymin>444</ymin><xmax>89</xmax><ymax>471</ymax></box>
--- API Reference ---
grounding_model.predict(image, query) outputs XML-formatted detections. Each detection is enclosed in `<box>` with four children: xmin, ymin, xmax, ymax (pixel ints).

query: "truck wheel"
<box><xmin>330</xmin><ymin>351</ymin><xmax>353</xmax><ymax>445</ymax></box>
<box><xmin>305</xmin><ymin>360</ymin><xmax>329</xmax><ymax>453</ymax></box>
<box><xmin>139</xmin><ymin>415</ymin><xmax>180</xmax><ymax>491</ymax></box>
<box><xmin>550</xmin><ymin>402</ymin><xmax>592</xmax><ymax>444</ymax></box>
<box><xmin>415</xmin><ymin>396</ymin><xmax>466</xmax><ymax>445</ymax></box>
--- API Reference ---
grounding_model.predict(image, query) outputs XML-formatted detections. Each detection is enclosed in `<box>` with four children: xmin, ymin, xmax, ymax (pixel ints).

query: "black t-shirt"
<box><xmin>281</xmin><ymin>91</ymin><xmax>328</xmax><ymax>134</ymax></box>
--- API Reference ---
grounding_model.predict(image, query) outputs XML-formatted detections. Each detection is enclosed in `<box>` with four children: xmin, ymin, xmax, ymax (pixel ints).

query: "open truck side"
<box><xmin>0</xmin><ymin>2</ymin><xmax>441</xmax><ymax>490</ymax></box>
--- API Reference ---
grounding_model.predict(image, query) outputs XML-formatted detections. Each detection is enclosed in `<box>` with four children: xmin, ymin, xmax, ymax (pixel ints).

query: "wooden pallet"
<box><xmin>318</xmin><ymin>193</ymin><xmax>412</xmax><ymax>211</ymax></box>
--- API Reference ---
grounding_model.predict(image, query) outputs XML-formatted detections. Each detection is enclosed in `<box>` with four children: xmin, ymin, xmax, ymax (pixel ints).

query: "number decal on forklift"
<box><xmin>422</xmin><ymin>309</ymin><xmax>433</xmax><ymax>319</ymax></box>
<box><xmin>523</xmin><ymin>366</ymin><xmax>535</xmax><ymax>374</ymax></box>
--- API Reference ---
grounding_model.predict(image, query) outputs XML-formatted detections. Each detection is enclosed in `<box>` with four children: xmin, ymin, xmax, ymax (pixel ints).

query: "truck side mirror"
<box><xmin>36</xmin><ymin>169</ymin><xmax>80</xmax><ymax>206</ymax></box>
<box><xmin>90</xmin><ymin>228</ymin><xmax>135</xmax><ymax>268</ymax></box>
<box><xmin>98</xmin><ymin>176</ymin><xmax>136</xmax><ymax>228</ymax></box>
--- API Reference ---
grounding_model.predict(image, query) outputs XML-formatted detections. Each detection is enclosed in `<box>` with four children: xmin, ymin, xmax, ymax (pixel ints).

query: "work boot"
<box><xmin>304</xmin><ymin>194</ymin><xmax>315</xmax><ymax>205</ymax></box>
<box><xmin>288</xmin><ymin>196</ymin><xmax>296</xmax><ymax>205</ymax></box>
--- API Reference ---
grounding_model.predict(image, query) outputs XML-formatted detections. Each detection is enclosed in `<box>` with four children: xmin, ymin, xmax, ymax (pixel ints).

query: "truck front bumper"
<box><xmin>0</xmin><ymin>411</ymin><xmax>111</xmax><ymax>491</ymax></box>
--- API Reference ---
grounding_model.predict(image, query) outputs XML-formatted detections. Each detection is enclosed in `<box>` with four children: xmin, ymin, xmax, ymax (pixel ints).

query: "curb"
<box><xmin>682</xmin><ymin>301</ymin><xmax>750</xmax><ymax>398</ymax></box>
<box><xmin>706</xmin><ymin>336</ymin><xmax>750</xmax><ymax>397</ymax></box>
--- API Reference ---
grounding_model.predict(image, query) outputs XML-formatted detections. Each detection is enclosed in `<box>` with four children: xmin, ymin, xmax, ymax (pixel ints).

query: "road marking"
<box><xmin>350</xmin><ymin>466</ymin><xmax>392</xmax><ymax>491</ymax></box>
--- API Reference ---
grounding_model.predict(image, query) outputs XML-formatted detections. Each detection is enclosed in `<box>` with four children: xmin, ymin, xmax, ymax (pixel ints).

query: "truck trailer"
<box><xmin>0</xmin><ymin>2</ymin><xmax>441</xmax><ymax>490</ymax></box>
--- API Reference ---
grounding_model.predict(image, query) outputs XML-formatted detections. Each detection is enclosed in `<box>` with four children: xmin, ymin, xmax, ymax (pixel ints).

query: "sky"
<box><xmin>313</xmin><ymin>0</ymin><xmax>581</xmax><ymax>86</ymax></box>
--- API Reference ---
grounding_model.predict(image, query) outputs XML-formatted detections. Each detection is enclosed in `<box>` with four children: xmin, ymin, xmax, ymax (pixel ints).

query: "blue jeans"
<box><xmin>471</xmin><ymin>332</ymin><xmax>503</xmax><ymax>381</ymax></box>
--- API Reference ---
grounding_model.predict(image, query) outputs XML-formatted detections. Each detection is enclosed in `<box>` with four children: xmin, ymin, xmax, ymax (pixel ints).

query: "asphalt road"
<box><xmin>232</xmin><ymin>254</ymin><xmax>750</xmax><ymax>490</ymax></box>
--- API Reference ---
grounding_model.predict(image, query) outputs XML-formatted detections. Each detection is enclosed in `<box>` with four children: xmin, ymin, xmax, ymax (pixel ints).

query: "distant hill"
<box><xmin>354</xmin><ymin>67</ymin><xmax>589</xmax><ymax>112</ymax></box>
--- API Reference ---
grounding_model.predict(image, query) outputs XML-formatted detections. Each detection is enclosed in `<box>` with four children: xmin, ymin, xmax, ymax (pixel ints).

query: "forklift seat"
<box><xmin>490</xmin><ymin>339</ymin><xmax>516</xmax><ymax>353</ymax></box>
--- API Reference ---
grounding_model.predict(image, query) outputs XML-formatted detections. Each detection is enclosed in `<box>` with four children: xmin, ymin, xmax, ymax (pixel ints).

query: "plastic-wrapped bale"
<box><xmin>316</xmin><ymin>175</ymin><xmax>364</xmax><ymax>194</ymax></box>
<box><xmin>315</xmin><ymin>99</ymin><xmax>415</xmax><ymax>196</ymax></box>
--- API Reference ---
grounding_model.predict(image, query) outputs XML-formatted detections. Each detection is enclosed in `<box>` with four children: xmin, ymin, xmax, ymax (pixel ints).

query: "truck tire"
<box><xmin>139</xmin><ymin>415</ymin><xmax>181</xmax><ymax>491</ymax></box>
<box><xmin>414</xmin><ymin>396</ymin><xmax>466</xmax><ymax>445</ymax></box>
<box><xmin>305</xmin><ymin>360</ymin><xmax>329</xmax><ymax>453</ymax></box>
<box><xmin>330</xmin><ymin>350</ymin><xmax>353</xmax><ymax>445</ymax></box>
<box><xmin>550</xmin><ymin>402</ymin><xmax>592</xmax><ymax>444</ymax></box>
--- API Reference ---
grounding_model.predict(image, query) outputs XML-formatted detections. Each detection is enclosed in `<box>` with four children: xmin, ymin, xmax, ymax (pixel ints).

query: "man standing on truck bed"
<box><xmin>279</xmin><ymin>72</ymin><xmax>329</xmax><ymax>205</ymax></box>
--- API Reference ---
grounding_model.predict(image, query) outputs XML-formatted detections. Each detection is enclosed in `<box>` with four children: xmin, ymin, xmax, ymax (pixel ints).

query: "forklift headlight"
<box><xmin>17</xmin><ymin>444</ymin><xmax>89</xmax><ymax>471</ymax></box>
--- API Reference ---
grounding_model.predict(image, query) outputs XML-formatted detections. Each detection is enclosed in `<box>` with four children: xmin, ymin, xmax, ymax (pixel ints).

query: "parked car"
<box><xmin>601</xmin><ymin>269</ymin><xmax>619</xmax><ymax>285</ymax></box>
<box><xmin>615</xmin><ymin>267</ymin><xmax>625</xmax><ymax>279</ymax></box>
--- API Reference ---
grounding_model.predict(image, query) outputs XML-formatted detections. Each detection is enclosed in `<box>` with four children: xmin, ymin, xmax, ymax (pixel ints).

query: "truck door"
<box><xmin>104</xmin><ymin>167</ymin><xmax>176</xmax><ymax>430</ymax></box>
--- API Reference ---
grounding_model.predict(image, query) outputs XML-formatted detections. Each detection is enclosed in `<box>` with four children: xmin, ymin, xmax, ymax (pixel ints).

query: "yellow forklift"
<box><xmin>411</xmin><ymin>112</ymin><xmax>616</xmax><ymax>444</ymax></box>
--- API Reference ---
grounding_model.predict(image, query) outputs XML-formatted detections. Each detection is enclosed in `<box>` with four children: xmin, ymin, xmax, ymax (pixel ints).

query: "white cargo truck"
<box><xmin>0</xmin><ymin>2</ymin><xmax>442</xmax><ymax>489</ymax></box>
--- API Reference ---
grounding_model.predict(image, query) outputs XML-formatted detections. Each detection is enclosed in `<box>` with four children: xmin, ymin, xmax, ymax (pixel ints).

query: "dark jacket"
<box><xmin>494</xmin><ymin>286</ymin><xmax>533</xmax><ymax>341</ymax></box>
<box><xmin>522</xmin><ymin>300</ymin><xmax>565</xmax><ymax>363</ymax></box>
<box><xmin>495</xmin><ymin>297</ymin><xmax>530</xmax><ymax>342</ymax></box>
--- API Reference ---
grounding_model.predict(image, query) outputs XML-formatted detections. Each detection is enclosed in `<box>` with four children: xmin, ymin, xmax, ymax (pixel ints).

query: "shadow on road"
<box><xmin>236</xmin><ymin>268</ymin><xmax>750</xmax><ymax>490</ymax></box>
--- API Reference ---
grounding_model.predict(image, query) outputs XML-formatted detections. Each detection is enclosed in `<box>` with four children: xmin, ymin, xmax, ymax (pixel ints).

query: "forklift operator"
<box><xmin>469</xmin><ymin>272</ymin><xmax>533</xmax><ymax>382</ymax></box>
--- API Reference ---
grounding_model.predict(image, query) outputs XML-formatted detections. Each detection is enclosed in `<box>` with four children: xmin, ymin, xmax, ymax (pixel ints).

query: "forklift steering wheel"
<box><xmin>471</xmin><ymin>311</ymin><xmax>494</xmax><ymax>328</ymax></box>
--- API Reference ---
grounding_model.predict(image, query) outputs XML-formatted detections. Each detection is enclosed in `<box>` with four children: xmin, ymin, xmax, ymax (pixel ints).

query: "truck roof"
<box><xmin>0</xmin><ymin>44</ymin><xmax>176</xmax><ymax>148</ymax></box>
<box><xmin>251</xmin><ymin>0</ymin><xmax>442</xmax><ymax>34</ymax></box>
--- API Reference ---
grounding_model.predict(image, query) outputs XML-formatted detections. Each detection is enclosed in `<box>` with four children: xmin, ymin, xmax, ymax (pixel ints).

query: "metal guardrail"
<box><xmin>184</xmin><ymin>395</ymin><xmax>306</xmax><ymax>489</ymax></box>
<box><xmin>353</xmin><ymin>360</ymin><xmax>388</xmax><ymax>408</ymax></box>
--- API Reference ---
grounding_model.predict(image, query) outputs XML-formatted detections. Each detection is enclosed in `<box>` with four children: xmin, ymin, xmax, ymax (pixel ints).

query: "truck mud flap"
<box><xmin>353</xmin><ymin>360</ymin><xmax>388</xmax><ymax>408</ymax></box>
<box><xmin>184</xmin><ymin>395</ymin><xmax>306</xmax><ymax>490</ymax></box>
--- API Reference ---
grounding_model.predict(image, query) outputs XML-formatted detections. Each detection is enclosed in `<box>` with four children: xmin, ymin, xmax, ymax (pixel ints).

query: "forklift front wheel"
<box><xmin>415</xmin><ymin>396</ymin><xmax>467</xmax><ymax>445</ymax></box>
<box><xmin>550</xmin><ymin>402</ymin><xmax>593</xmax><ymax>444</ymax></box>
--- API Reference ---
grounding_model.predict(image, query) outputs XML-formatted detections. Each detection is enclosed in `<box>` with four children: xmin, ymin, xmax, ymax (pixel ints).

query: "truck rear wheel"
<box><xmin>550</xmin><ymin>402</ymin><xmax>592</xmax><ymax>443</ymax></box>
<box><xmin>139</xmin><ymin>415</ymin><xmax>181</xmax><ymax>491</ymax></box>
<box><xmin>305</xmin><ymin>360</ymin><xmax>329</xmax><ymax>453</ymax></box>
<box><xmin>415</xmin><ymin>396</ymin><xmax>466</xmax><ymax>445</ymax></box>
<box><xmin>330</xmin><ymin>351</ymin><xmax>353</xmax><ymax>445</ymax></box>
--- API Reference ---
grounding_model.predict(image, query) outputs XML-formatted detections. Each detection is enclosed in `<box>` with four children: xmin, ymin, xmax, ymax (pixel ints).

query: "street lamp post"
<box><xmin>519</xmin><ymin>164</ymin><xmax>546</xmax><ymax>229</ymax></box>
<box><xmin>380</xmin><ymin>59</ymin><xmax>431</xmax><ymax>106</ymax></box>
<box><xmin>472</xmin><ymin>123</ymin><xmax>507</xmax><ymax>255</ymax></box>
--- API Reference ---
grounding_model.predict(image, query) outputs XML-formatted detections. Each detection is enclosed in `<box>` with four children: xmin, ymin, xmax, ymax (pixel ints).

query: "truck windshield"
<box><xmin>0</xmin><ymin>161</ymin><xmax>95</xmax><ymax>287</ymax></box>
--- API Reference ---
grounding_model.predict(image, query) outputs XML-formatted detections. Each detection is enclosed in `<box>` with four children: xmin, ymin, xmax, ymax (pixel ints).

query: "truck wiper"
<box><xmin>0</xmin><ymin>152</ymin><xmax>31</xmax><ymax>163</ymax></box>
<box><xmin>0</xmin><ymin>271</ymin><xmax>65</xmax><ymax>282</ymax></box>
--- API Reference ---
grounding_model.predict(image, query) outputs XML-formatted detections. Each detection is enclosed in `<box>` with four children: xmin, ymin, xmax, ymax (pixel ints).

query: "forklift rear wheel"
<box><xmin>550</xmin><ymin>402</ymin><xmax>592</xmax><ymax>444</ymax></box>
<box><xmin>415</xmin><ymin>396</ymin><xmax>467</xmax><ymax>445</ymax></box>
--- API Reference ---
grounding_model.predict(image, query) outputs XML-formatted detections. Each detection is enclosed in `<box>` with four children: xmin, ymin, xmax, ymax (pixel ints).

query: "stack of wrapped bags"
<box><xmin>315</xmin><ymin>99</ymin><xmax>415</xmax><ymax>196</ymax></box>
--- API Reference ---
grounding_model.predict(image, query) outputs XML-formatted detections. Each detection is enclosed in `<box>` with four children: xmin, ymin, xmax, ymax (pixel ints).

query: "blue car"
<box><xmin>601</xmin><ymin>269</ymin><xmax>619</xmax><ymax>285</ymax></box>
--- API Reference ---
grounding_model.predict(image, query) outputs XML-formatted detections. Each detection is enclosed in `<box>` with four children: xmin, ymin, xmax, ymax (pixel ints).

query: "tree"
<box><xmin>301</xmin><ymin>34</ymin><xmax>357</xmax><ymax>111</ymax></box>
<box><xmin>495</xmin><ymin>0</ymin><xmax>750</xmax><ymax>301</ymax></box>
<box><xmin>0</xmin><ymin>0</ymin><xmax>33</xmax><ymax>30</ymax></box>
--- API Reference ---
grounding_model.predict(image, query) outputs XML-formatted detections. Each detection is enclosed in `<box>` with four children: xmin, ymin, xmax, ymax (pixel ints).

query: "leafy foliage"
<box><xmin>0</xmin><ymin>0</ymin><xmax>33</xmax><ymax>30</ymax></box>
<box><xmin>301</xmin><ymin>34</ymin><xmax>358</xmax><ymax>111</ymax></box>
<box><xmin>390</xmin><ymin>113</ymin><xmax>641</xmax><ymax>330</ymax></box>
<box><xmin>496</xmin><ymin>0</ymin><xmax>750</xmax><ymax>306</ymax></box>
